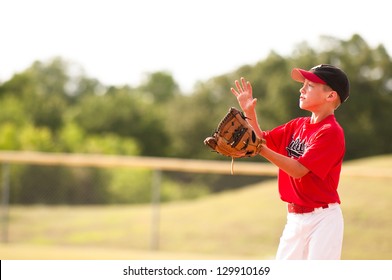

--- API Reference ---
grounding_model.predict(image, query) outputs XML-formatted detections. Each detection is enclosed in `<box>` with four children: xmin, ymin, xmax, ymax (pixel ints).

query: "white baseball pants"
<box><xmin>276</xmin><ymin>203</ymin><xmax>344</xmax><ymax>260</ymax></box>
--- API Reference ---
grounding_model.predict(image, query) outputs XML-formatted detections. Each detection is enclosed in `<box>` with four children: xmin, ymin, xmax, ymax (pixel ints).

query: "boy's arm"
<box><xmin>260</xmin><ymin>146</ymin><xmax>309</xmax><ymax>178</ymax></box>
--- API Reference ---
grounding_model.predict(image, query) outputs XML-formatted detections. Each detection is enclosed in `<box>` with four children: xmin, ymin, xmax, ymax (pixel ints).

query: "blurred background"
<box><xmin>0</xmin><ymin>0</ymin><xmax>391</xmax><ymax>259</ymax></box>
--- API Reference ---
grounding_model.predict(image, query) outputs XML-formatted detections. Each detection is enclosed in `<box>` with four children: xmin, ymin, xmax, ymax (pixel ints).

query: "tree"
<box><xmin>74</xmin><ymin>86</ymin><xmax>170</xmax><ymax>156</ymax></box>
<box><xmin>140</xmin><ymin>71</ymin><xmax>179</xmax><ymax>102</ymax></box>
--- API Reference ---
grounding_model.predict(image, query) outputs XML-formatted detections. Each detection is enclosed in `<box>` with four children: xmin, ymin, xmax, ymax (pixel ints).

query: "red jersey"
<box><xmin>263</xmin><ymin>114</ymin><xmax>345</xmax><ymax>208</ymax></box>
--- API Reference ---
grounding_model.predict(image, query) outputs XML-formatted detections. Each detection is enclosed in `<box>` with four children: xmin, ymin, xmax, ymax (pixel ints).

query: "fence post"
<box><xmin>1</xmin><ymin>163</ymin><xmax>10</xmax><ymax>243</ymax></box>
<box><xmin>150</xmin><ymin>169</ymin><xmax>162</xmax><ymax>250</ymax></box>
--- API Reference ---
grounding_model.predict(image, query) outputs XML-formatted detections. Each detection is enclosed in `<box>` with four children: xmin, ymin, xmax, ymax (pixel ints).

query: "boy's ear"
<box><xmin>327</xmin><ymin>91</ymin><xmax>338</xmax><ymax>101</ymax></box>
<box><xmin>327</xmin><ymin>91</ymin><xmax>341</xmax><ymax>108</ymax></box>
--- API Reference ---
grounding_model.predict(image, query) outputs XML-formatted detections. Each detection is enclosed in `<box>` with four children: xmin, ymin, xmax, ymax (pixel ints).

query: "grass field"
<box><xmin>0</xmin><ymin>154</ymin><xmax>391</xmax><ymax>260</ymax></box>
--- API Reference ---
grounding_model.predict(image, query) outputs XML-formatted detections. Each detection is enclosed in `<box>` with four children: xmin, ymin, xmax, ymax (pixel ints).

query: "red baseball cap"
<box><xmin>291</xmin><ymin>64</ymin><xmax>350</xmax><ymax>103</ymax></box>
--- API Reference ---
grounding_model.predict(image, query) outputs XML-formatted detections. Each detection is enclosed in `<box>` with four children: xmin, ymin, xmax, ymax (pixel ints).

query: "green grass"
<box><xmin>1</xmin><ymin>154</ymin><xmax>391</xmax><ymax>260</ymax></box>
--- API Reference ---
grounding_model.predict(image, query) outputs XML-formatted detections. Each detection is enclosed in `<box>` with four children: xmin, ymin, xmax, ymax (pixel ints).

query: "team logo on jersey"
<box><xmin>286</xmin><ymin>137</ymin><xmax>306</xmax><ymax>158</ymax></box>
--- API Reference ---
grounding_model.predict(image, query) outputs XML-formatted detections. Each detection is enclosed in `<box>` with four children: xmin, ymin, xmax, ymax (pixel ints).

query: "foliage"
<box><xmin>106</xmin><ymin>168</ymin><xmax>153</xmax><ymax>204</ymax></box>
<box><xmin>73</xmin><ymin>86</ymin><xmax>169</xmax><ymax>156</ymax></box>
<box><xmin>139</xmin><ymin>71</ymin><xmax>180</xmax><ymax>103</ymax></box>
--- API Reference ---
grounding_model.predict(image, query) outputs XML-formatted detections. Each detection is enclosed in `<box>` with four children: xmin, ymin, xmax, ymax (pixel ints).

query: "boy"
<box><xmin>230</xmin><ymin>64</ymin><xmax>349</xmax><ymax>260</ymax></box>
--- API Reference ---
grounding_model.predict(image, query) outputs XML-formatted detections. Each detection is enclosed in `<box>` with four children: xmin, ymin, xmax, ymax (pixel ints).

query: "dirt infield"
<box><xmin>0</xmin><ymin>243</ymin><xmax>258</xmax><ymax>260</ymax></box>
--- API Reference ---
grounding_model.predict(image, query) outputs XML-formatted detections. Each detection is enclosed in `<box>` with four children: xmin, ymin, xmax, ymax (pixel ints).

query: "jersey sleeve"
<box><xmin>262</xmin><ymin>120</ymin><xmax>298</xmax><ymax>153</ymax></box>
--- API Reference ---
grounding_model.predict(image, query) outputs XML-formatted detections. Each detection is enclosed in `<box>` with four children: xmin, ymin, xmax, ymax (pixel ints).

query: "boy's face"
<box><xmin>298</xmin><ymin>80</ymin><xmax>333</xmax><ymax>111</ymax></box>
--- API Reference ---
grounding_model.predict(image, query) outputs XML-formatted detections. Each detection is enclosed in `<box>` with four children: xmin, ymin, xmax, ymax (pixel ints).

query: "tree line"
<box><xmin>1</xmin><ymin>34</ymin><xmax>391</xmax><ymax>204</ymax></box>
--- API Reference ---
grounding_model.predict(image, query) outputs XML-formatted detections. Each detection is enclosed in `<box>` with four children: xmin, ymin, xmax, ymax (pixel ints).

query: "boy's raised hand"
<box><xmin>230</xmin><ymin>77</ymin><xmax>257</xmax><ymax>113</ymax></box>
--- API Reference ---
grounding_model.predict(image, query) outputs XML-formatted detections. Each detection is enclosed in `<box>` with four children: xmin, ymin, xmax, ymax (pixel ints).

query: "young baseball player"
<box><xmin>231</xmin><ymin>64</ymin><xmax>349</xmax><ymax>260</ymax></box>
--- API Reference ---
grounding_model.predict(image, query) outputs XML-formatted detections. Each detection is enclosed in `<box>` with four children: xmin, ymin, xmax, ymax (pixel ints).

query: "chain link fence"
<box><xmin>0</xmin><ymin>151</ymin><xmax>276</xmax><ymax>250</ymax></box>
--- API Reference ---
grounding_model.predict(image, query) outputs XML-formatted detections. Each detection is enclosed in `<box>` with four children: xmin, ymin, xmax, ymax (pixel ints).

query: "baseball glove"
<box><xmin>204</xmin><ymin>107</ymin><xmax>264</xmax><ymax>174</ymax></box>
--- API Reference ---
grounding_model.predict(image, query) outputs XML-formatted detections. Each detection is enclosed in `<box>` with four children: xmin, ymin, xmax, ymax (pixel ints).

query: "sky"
<box><xmin>1</xmin><ymin>0</ymin><xmax>391</xmax><ymax>92</ymax></box>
